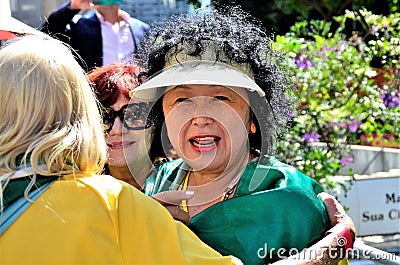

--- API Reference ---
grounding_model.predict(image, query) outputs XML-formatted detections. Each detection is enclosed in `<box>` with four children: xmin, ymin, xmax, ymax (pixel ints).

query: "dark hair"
<box><xmin>134</xmin><ymin>6</ymin><xmax>295</xmax><ymax>156</ymax></box>
<box><xmin>87</xmin><ymin>62</ymin><xmax>162</xmax><ymax>162</ymax></box>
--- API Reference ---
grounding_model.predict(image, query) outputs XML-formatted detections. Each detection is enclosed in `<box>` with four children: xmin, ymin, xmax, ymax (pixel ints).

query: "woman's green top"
<box><xmin>145</xmin><ymin>156</ymin><xmax>330</xmax><ymax>264</ymax></box>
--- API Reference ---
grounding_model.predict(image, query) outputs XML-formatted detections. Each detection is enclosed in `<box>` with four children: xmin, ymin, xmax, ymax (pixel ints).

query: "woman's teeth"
<box><xmin>190</xmin><ymin>137</ymin><xmax>220</xmax><ymax>147</ymax></box>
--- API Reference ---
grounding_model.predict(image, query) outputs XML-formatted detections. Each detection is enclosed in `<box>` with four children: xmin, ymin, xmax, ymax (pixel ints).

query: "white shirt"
<box><xmin>96</xmin><ymin>10</ymin><xmax>135</xmax><ymax>66</ymax></box>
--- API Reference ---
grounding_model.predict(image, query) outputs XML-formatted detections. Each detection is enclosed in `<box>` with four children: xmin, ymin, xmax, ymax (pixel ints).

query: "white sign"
<box><xmin>335</xmin><ymin>175</ymin><xmax>400</xmax><ymax>236</ymax></box>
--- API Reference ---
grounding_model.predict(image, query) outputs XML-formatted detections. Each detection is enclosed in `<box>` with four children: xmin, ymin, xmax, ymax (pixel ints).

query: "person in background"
<box><xmin>130</xmin><ymin>6</ymin><xmax>355</xmax><ymax>265</ymax></box>
<box><xmin>87</xmin><ymin>62</ymin><xmax>166</xmax><ymax>190</ymax></box>
<box><xmin>41</xmin><ymin>0</ymin><xmax>149</xmax><ymax>72</ymax></box>
<box><xmin>0</xmin><ymin>35</ymin><xmax>241</xmax><ymax>265</ymax></box>
<box><xmin>87</xmin><ymin>62</ymin><xmax>191</xmax><ymax>222</ymax></box>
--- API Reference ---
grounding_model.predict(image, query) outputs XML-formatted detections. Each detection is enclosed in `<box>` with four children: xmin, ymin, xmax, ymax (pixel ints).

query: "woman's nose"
<box><xmin>191</xmin><ymin>114</ymin><xmax>214</xmax><ymax>127</ymax></box>
<box><xmin>190</xmin><ymin>98</ymin><xmax>216</xmax><ymax>127</ymax></box>
<box><xmin>108</xmin><ymin>117</ymin><xmax>125</xmax><ymax>135</ymax></box>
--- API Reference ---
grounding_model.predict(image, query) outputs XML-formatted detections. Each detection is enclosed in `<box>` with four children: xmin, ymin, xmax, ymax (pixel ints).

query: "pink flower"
<box><xmin>348</xmin><ymin>120</ymin><xmax>360</xmax><ymax>133</ymax></box>
<box><xmin>303</xmin><ymin>131</ymin><xmax>320</xmax><ymax>143</ymax></box>
<box><xmin>294</xmin><ymin>55</ymin><xmax>314</xmax><ymax>70</ymax></box>
<box><xmin>340</xmin><ymin>157</ymin><xmax>353</xmax><ymax>166</ymax></box>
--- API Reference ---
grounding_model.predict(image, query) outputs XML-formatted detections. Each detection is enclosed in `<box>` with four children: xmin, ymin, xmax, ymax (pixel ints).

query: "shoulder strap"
<box><xmin>0</xmin><ymin>180</ymin><xmax>54</xmax><ymax>236</ymax></box>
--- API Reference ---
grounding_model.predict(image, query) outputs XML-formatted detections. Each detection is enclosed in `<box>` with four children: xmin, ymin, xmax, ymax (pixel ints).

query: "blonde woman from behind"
<box><xmin>0</xmin><ymin>35</ymin><xmax>241</xmax><ymax>265</ymax></box>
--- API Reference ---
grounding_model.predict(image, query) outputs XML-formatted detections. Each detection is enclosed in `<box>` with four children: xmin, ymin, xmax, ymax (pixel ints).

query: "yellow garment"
<box><xmin>0</xmin><ymin>174</ymin><xmax>240</xmax><ymax>265</ymax></box>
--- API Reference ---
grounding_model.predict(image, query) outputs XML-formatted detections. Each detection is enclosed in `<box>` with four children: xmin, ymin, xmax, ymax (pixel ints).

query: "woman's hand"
<box><xmin>151</xmin><ymin>190</ymin><xmax>194</xmax><ymax>223</ymax></box>
<box><xmin>273</xmin><ymin>192</ymin><xmax>356</xmax><ymax>264</ymax></box>
<box><xmin>318</xmin><ymin>192</ymin><xmax>356</xmax><ymax>242</ymax></box>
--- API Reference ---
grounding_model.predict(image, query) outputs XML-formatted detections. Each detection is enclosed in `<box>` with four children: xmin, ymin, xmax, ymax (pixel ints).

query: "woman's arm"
<box><xmin>272</xmin><ymin>192</ymin><xmax>356</xmax><ymax>265</ymax></box>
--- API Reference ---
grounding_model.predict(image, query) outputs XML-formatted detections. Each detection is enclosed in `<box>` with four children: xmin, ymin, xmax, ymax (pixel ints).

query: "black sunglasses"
<box><xmin>101</xmin><ymin>103</ymin><xmax>154</xmax><ymax>133</ymax></box>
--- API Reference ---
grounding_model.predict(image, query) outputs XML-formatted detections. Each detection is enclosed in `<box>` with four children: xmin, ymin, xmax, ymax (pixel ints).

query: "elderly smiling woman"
<box><xmin>131</xmin><ymin>6</ymin><xmax>354</xmax><ymax>265</ymax></box>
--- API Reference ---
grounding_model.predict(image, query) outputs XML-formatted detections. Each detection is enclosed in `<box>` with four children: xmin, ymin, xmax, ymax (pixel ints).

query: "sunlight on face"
<box><xmin>105</xmin><ymin>94</ymin><xmax>153</xmax><ymax>173</ymax></box>
<box><xmin>162</xmin><ymin>84</ymin><xmax>251</xmax><ymax>174</ymax></box>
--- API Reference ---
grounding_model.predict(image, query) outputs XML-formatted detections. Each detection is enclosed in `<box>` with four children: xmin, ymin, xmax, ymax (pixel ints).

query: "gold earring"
<box><xmin>250</xmin><ymin>122</ymin><xmax>256</xmax><ymax>134</ymax></box>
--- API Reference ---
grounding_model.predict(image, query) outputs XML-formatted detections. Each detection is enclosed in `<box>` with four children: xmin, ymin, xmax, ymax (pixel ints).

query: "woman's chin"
<box><xmin>186</xmin><ymin>158</ymin><xmax>226</xmax><ymax>173</ymax></box>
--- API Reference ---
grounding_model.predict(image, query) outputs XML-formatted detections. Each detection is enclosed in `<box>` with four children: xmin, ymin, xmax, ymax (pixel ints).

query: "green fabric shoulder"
<box><xmin>144</xmin><ymin>156</ymin><xmax>330</xmax><ymax>265</ymax></box>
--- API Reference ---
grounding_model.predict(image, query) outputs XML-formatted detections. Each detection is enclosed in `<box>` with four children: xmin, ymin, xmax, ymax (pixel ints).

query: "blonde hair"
<box><xmin>0</xmin><ymin>35</ymin><xmax>107</xmax><ymax>184</ymax></box>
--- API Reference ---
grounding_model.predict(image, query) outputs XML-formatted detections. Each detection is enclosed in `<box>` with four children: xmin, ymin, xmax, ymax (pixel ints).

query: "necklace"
<box><xmin>178</xmin><ymin>170</ymin><xmax>239</xmax><ymax>213</ymax></box>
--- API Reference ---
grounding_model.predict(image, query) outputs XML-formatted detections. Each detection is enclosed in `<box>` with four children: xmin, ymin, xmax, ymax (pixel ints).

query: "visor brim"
<box><xmin>129</xmin><ymin>61</ymin><xmax>265</xmax><ymax>102</ymax></box>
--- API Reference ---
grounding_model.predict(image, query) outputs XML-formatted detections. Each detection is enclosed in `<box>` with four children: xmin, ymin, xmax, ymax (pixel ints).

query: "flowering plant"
<box><xmin>274</xmin><ymin>10</ymin><xmax>400</xmax><ymax>190</ymax></box>
<box><xmin>338</xmin><ymin>10</ymin><xmax>400</xmax><ymax>147</ymax></box>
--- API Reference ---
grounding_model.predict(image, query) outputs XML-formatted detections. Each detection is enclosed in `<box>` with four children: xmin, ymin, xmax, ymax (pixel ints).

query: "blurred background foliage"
<box><xmin>274</xmin><ymin>10</ymin><xmax>399</xmax><ymax>190</ymax></box>
<box><xmin>187</xmin><ymin>0</ymin><xmax>399</xmax><ymax>35</ymax></box>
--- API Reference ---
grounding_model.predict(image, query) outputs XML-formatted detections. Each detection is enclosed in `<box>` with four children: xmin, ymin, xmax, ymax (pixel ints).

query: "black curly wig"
<box><xmin>133</xmin><ymin>5</ymin><xmax>295</xmax><ymax>157</ymax></box>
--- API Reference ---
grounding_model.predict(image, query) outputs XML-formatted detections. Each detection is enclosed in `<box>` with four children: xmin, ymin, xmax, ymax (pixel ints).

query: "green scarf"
<box><xmin>2</xmin><ymin>155</ymin><xmax>58</xmax><ymax>210</ymax></box>
<box><xmin>146</xmin><ymin>156</ymin><xmax>329</xmax><ymax>265</ymax></box>
<box><xmin>2</xmin><ymin>175</ymin><xmax>57</xmax><ymax>210</ymax></box>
